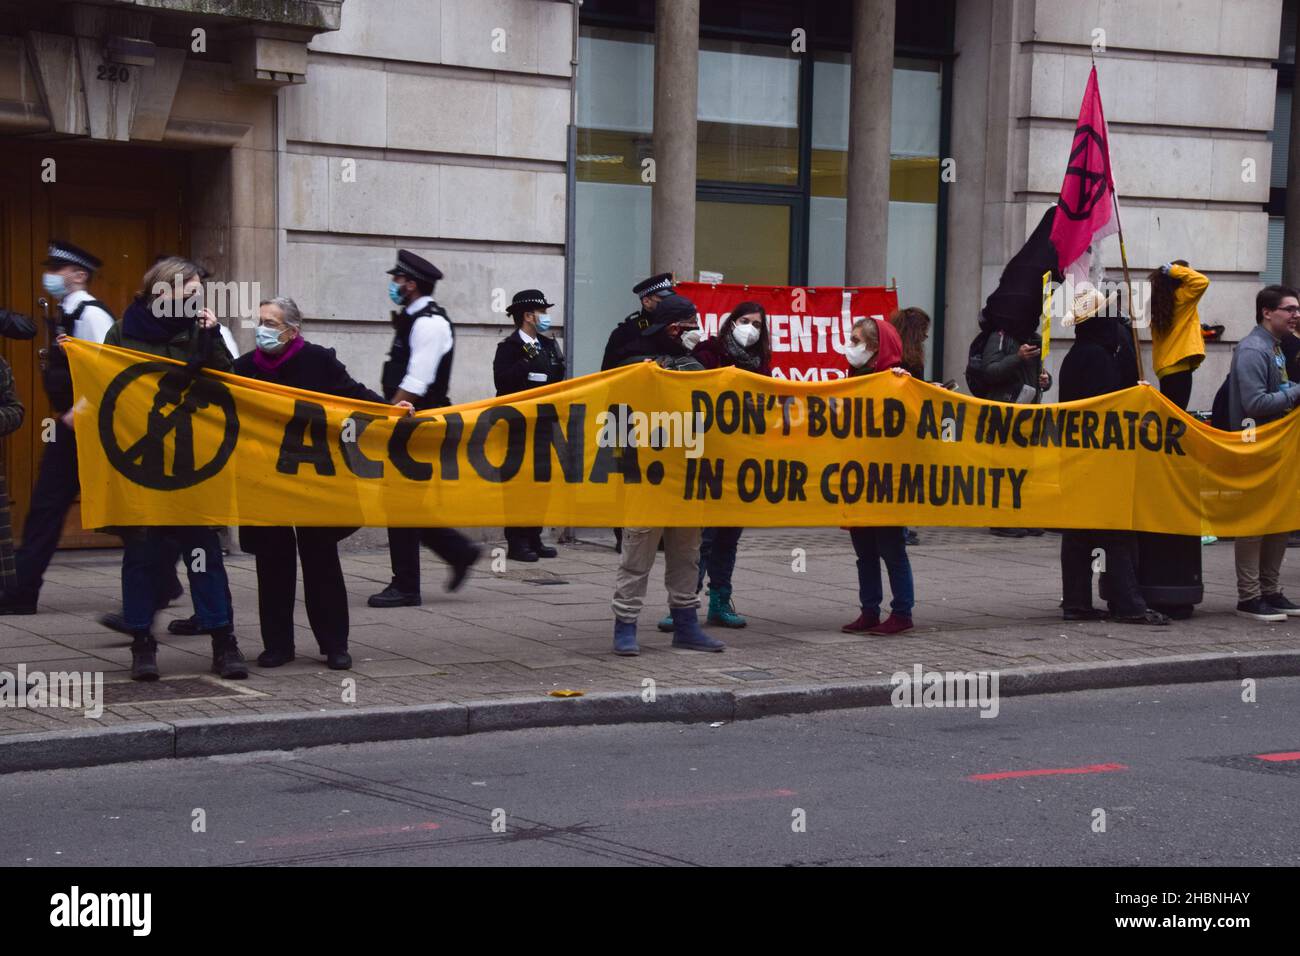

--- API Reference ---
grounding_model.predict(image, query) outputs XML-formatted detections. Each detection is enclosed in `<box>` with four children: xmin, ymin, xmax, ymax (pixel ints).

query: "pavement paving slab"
<box><xmin>2</xmin><ymin>527</ymin><xmax>1299</xmax><ymax>752</ymax></box>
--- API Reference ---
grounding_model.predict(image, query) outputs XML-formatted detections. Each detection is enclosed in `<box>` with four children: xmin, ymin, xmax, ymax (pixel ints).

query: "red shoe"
<box><xmin>841</xmin><ymin>612</ymin><xmax>881</xmax><ymax>633</ymax></box>
<box><xmin>868</xmin><ymin>613</ymin><xmax>913</xmax><ymax>636</ymax></box>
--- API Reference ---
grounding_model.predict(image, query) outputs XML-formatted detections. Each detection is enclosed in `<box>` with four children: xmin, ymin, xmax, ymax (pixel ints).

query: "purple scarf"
<box><xmin>251</xmin><ymin>333</ymin><xmax>306</xmax><ymax>374</ymax></box>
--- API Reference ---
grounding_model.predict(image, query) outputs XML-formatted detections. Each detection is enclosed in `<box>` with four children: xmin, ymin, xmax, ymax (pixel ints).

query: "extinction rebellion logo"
<box><xmin>1058</xmin><ymin>124</ymin><xmax>1110</xmax><ymax>221</ymax></box>
<box><xmin>98</xmin><ymin>362</ymin><xmax>239</xmax><ymax>489</ymax></box>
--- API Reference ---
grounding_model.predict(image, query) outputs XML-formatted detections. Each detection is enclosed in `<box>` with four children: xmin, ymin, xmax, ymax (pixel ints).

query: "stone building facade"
<box><xmin>0</xmin><ymin>0</ymin><xmax>1292</xmax><ymax>539</ymax></box>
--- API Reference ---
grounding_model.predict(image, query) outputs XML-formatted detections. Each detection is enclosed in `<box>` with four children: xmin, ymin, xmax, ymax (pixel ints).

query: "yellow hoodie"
<box><xmin>1152</xmin><ymin>264</ymin><xmax>1208</xmax><ymax>379</ymax></box>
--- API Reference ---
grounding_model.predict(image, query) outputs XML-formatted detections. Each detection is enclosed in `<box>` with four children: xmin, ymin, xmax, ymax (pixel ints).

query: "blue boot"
<box><xmin>613</xmin><ymin>618</ymin><xmax>640</xmax><ymax>656</ymax></box>
<box><xmin>670</xmin><ymin>607</ymin><xmax>725</xmax><ymax>652</ymax></box>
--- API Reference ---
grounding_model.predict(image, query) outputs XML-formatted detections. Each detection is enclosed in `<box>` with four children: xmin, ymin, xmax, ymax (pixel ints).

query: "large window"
<box><xmin>573</xmin><ymin>28</ymin><xmax>655</xmax><ymax>376</ymax></box>
<box><xmin>809</xmin><ymin>55</ymin><xmax>943</xmax><ymax>373</ymax></box>
<box><xmin>1265</xmin><ymin>0</ymin><xmax>1297</xmax><ymax>284</ymax></box>
<box><xmin>574</xmin><ymin>2</ymin><xmax>954</xmax><ymax>375</ymax></box>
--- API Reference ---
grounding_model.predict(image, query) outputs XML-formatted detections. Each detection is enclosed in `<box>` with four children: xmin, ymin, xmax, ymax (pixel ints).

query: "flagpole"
<box><xmin>1110</xmin><ymin>192</ymin><xmax>1145</xmax><ymax>381</ymax></box>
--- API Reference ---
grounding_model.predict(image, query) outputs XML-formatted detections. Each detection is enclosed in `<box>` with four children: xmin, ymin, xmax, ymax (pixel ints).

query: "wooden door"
<box><xmin>0</xmin><ymin>140</ymin><xmax>188</xmax><ymax>547</ymax></box>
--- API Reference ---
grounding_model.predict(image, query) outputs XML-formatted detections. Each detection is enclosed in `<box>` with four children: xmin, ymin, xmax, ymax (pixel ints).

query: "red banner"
<box><xmin>676</xmin><ymin>282</ymin><xmax>899</xmax><ymax>381</ymax></box>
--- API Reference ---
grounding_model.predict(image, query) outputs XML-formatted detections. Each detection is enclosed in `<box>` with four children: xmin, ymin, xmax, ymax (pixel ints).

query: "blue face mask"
<box><xmin>255</xmin><ymin>324</ymin><xmax>287</xmax><ymax>353</ymax></box>
<box><xmin>535</xmin><ymin>313</ymin><xmax>552</xmax><ymax>332</ymax></box>
<box><xmin>388</xmin><ymin>281</ymin><xmax>404</xmax><ymax>305</ymax></box>
<box><xmin>42</xmin><ymin>272</ymin><xmax>67</xmax><ymax>299</ymax></box>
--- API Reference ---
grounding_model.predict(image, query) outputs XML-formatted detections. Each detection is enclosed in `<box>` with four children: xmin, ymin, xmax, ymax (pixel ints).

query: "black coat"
<box><xmin>493</xmin><ymin>330</ymin><xmax>566</xmax><ymax>396</ymax></box>
<box><xmin>233</xmin><ymin>340</ymin><xmax>381</xmax><ymax>550</ymax></box>
<box><xmin>1059</xmin><ymin>316</ymin><xmax>1139</xmax><ymax>402</ymax></box>
<box><xmin>600</xmin><ymin>311</ymin><xmax>687</xmax><ymax>371</ymax></box>
<box><xmin>233</xmin><ymin>340</ymin><xmax>385</xmax><ymax>403</ymax></box>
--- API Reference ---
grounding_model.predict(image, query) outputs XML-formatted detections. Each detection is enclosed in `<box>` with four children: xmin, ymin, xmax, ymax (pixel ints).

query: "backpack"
<box><xmin>1210</xmin><ymin>372</ymin><xmax>1233</xmax><ymax>431</ymax></box>
<box><xmin>963</xmin><ymin>327</ymin><xmax>994</xmax><ymax>398</ymax></box>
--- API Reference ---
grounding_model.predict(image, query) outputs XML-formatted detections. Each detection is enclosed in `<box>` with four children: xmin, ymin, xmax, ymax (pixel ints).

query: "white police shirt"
<box><xmin>59</xmin><ymin>289</ymin><xmax>113</xmax><ymax>344</ymax></box>
<box><xmin>398</xmin><ymin>294</ymin><xmax>454</xmax><ymax>397</ymax></box>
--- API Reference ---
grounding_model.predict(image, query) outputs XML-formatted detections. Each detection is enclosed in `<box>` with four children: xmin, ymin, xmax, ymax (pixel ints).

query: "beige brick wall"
<box><xmin>273</xmin><ymin>0</ymin><xmax>574</xmax><ymax>403</ymax></box>
<box><xmin>945</xmin><ymin>0</ymin><xmax>1283</xmax><ymax>410</ymax></box>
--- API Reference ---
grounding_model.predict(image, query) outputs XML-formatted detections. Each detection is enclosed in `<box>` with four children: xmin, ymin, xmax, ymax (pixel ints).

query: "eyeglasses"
<box><xmin>1277</xmin><ymin>306</ymin><xmax>1300</xmax><ymax>315</ymax></box>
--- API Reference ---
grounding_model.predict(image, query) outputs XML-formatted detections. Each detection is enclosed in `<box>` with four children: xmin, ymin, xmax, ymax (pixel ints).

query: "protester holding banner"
<box><xmin>1057</xmin><ymin>305</ymin><xmax>1168</xmax><ymax>627</ymax></box>
<box><xmin>494</xmin><ymin>289</ymin><xmax>566</xmax><ymax>562</ymax></box>
<box><xmin>601</xmin><ymin>277</ymin><xmax>703</xmax><ymax>371</ymax></box>
<box><xmin>841</xmin><ymin>316</ymin><xmax>917</xmax><ymax>637</ymax></box>
<box><xmin>654</xmin><ymin>301</ymin><xmax>771</xmax><ymax>634</ymax></box>
<box><xmin>1227</xmin><ymin>285</ymin><xmax>1300</xmax><ymax>622</ymax></box>
<box><xmin>610</xmin><ymin>291</ymin><xmax>722</xmax><ymax>657</ymax></box>
<box><xmin>102</xmin><ymin>256</ymin><xmax>249</xmax><ymax>680</ymax></box>
<box><xmin>1147</xmin><ymin>261</ymin><xmax>1208</xmax><ymax>411</ymax></box>
<box><xmin>232</xmin><ymin>297</ymin><xmax>411</xmax><ymax>670</ymax></box>
<box><xmin>690</xmin><ymin>301</ymin><xmax>771</xmax><ymax>374</ymax></box>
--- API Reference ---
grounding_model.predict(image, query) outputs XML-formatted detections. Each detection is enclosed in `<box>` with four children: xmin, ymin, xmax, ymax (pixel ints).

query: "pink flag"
<box><xmin>1050</xmin><ymin>66</ymin><xmax>1118</xmax><ymax>284</ymax></box>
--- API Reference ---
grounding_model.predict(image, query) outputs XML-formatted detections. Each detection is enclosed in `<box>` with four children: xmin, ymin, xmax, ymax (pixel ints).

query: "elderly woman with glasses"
<box><xmin>233</xmin><ymin>297</ymin><xmax>412</xmax><ymax>670</ymax></box>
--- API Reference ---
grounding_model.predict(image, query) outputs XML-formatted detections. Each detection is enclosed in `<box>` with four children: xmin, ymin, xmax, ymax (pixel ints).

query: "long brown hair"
<box><xmin>1146</xmin><ymin>259</ymin><xmax>1187</xmax><ymax>336</ymax></box>
<box><xmin>890</xmin><ymin>306</ymin><xmax>930</xmax><ymax>377</ymax></box>
<box><xmin>720</xmin><ymin>301</ymin><xmax>770</xmax><ymax>367</ymax></box>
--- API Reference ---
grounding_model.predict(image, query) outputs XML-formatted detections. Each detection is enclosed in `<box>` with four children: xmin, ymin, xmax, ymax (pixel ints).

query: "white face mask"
<box><xmin>732</xmin><ymin>323</ymin><xmax>760</xmax><ymax>348</ymax></box>
<box><xmin>680</xmin><ymin>328</ymin><xmax>703</xmax><ymax>350</ymax></box>
<box><xmin>845</xmin><ymin>343</ymin><xmax>874</xmax><ymax>368</ymax></box>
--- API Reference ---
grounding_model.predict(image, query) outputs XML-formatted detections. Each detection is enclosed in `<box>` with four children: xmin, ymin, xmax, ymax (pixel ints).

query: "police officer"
<box><xmin>494</xmin><ymin>289</ymin><xmax>566</xmax><ymax>562</ymax></box>
<box><xmin>1</xmin><ymin>241</ymin><xmax>117</xmax><ymax>615</ymax></box>
<box><xmin>601</xmin><ymin>272</ymin><xmax>701</xmax><ymax>370</ymax></box>
<box><xmin>368</xmin><ymin>250</ymin><xmax>482</xmax><ymax>608</ymax></box>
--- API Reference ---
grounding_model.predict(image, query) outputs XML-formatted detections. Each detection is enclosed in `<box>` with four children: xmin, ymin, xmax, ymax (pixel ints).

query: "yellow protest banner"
<box><xmin>65</xmin><ymin>339</ymin><xmax>1295</xmax><ymax>536</ymax></box>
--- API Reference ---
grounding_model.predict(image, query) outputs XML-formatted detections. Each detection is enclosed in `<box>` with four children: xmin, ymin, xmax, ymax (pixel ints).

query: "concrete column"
<box><xmin>650</xmin><ymin>0</ymin><xmax>699</xmax><ymax>282</ymax></box>
<box><xmin>1285</xmin><ymin>11</ymin><xmax>1300</xmax><ymax>287</ymax></box>
<box><xmin>845</xmin><ymin>0</ymin><xmax>895</xmax><ymax>286</ymax></box>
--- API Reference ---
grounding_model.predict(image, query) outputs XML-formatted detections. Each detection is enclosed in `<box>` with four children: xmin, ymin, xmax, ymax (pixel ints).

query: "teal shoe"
<box><xmin>706</xmin><ymin>586</ymin><xmax>747</xmax><ymax>628</ymax></box>
<box><xmin>657</xmin><ymin>613</ymin><xmax>674</xmax><ymax>632</ymax></box>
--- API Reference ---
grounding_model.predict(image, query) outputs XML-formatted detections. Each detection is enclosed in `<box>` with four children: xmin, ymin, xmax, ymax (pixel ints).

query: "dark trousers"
<box><xmin>505</xmin><ymin>527</ymin><xmax>543</xmax><ymax>550</ymax></box>
<box><xmin>123</xmin><ymin>527</ymin><xmax>232</xmax><ymax>633</ymax></box>
<box><xmin>1061</xmin><ymin>530</ymin><xmax>1146</xmax><ymax>616</ymax></box>
<box><xmin>13</xmin><ymin>421</ymin><xmax>79</xmax><ymax>601</ymax></box>
<box><xmin>697</xmin><ymin>526</ymin><xmax>745</xmax><ymax>592</ymax></box>
<box><xmin>388</xmin><ymin>527</ymin><xmax>478</xmax><ymax>593</ymax></box>
<box><xmin>253</xmin><ymin>527</ymin><xmax>348</xmax><ymax>654</ymax></box>
<box><xmin>849</xmin><ymin>526</ymin><xmax>915</xmax><ymax>616</ymax></box>
<box><xmin>1160</xmin><ymin>369</ymin><xmax>1193</xmax><ymax>411</ymax></box>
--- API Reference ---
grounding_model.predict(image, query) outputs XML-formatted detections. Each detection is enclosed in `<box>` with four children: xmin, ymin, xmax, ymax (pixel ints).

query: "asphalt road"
<box><xmin>3</xmin><ymin>679</ymin><xmax>1299</xmax><ymax>867</ymax></box>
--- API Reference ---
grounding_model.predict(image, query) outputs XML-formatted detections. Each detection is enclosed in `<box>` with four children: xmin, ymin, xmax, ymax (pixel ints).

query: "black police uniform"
<box><xmin>381</xmin><ymin>298</ymin><xmax>456</xmax><ymax>410</ymax></box>
<box><xmin>2</xmin><ymin>242</ymin><xmax>114</xmax><ymax>614</ymax></box>
<box><xmin>370</xmin><ymin>250</ymin><xmax>479</xmax><ymax>606</ymax></box>
<box><xmin>494</xmin><ymin>290</ymin><xmax>566</xmax><ymax>558</ymax></box>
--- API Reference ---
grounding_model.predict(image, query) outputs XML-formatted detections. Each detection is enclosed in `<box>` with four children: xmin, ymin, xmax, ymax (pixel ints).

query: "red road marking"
<box><xmin>625</xmin><ymin>788</ymin><xmax>797</xmax><ymax>810</ymax></box>
<box><xmin>255</xmin><ymin>821</ymin><xmax>441</xmax><ymax>848</ymax></box>
<box><xmin>967</xmin><ymin>762</ymin><xmax>1127</xmax><ymax>782</ymax></box>
<box><xmin>1255</xmin><ymin>751</ymin><xmax>1300</xmax><ymax>762</ymax></box>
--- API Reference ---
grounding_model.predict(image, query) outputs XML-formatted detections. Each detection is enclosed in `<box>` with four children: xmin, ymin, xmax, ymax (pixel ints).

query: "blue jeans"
<box><xmin>697</xmin><ymin>526</ymin><xmax>744</xmax><ymax>592</ymax></box>
<box><xmin>849</xmin><ymin>526</ymin><xmax>914</xmax><ymax>617</ymax></box>
<box><xmin>123</xmin><ymin>527</ymin><xmax>232</xmax><ymax>633</ymax></box>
